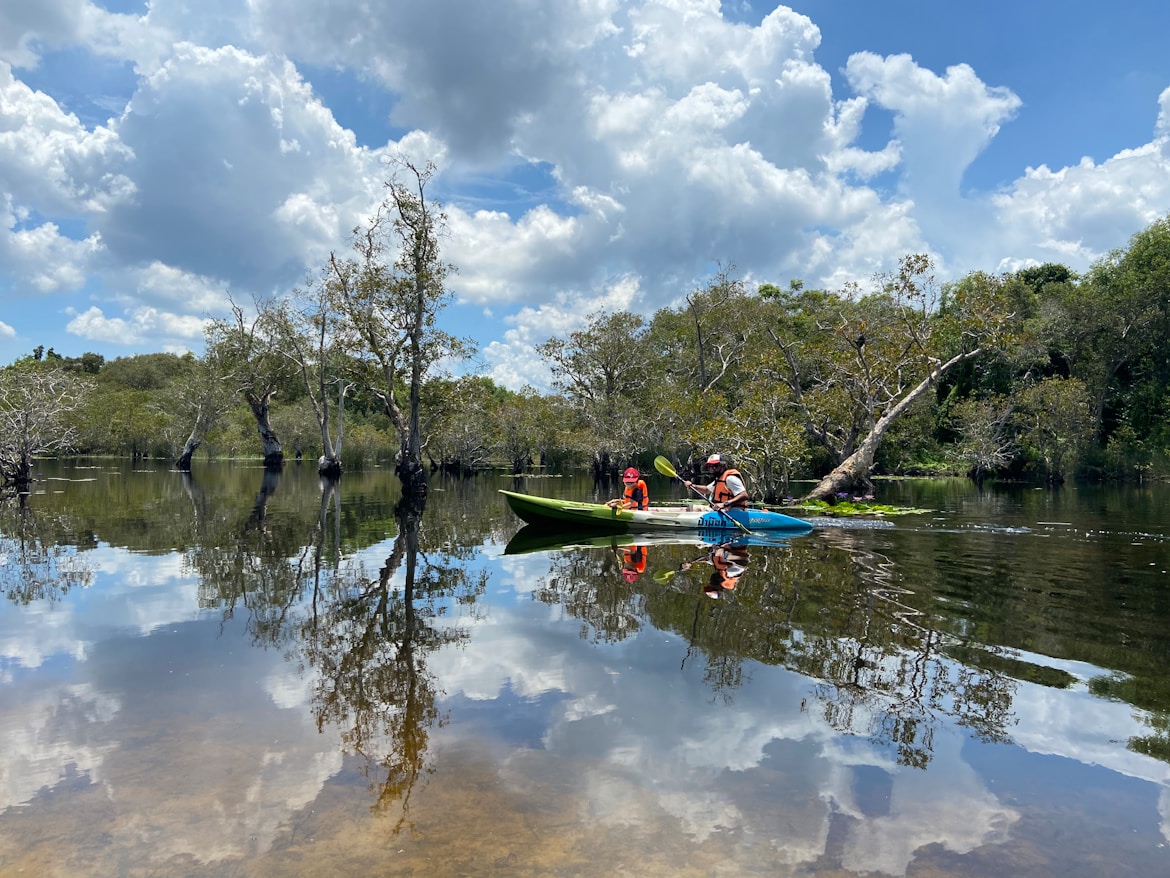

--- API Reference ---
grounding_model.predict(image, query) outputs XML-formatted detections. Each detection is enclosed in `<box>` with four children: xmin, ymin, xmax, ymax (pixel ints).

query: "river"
<box><xmin>1</xmin><ymin>461</ymin><xmax>1168</xmax><ymax>876</ymax></box>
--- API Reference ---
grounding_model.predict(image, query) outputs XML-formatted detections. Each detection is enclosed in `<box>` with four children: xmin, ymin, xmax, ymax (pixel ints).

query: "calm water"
<box><xmin>1</xmin><ymin>461</ymin><xmax>1169</xmax><ymax>877</ymax></box>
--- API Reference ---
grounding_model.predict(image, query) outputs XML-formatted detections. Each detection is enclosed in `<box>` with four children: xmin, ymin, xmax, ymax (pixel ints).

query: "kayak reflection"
<box><xmin>502</xmin><ymin>524</ymin><xmax>807</xmax><ymax>556</ymax></box>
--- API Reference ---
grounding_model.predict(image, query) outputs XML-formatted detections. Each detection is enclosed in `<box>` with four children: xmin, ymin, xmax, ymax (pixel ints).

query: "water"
<box><xmin>1</xmin><ymin>462</ymin><xmax>1169</xmax><ymax>876</ymax></box>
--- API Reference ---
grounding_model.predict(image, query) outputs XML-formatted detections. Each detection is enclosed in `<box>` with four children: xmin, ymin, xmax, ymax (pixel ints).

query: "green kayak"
<box><xmin>499</xmin><ymin>489</ymin><xmax>813</xmax><ymax>534</ymax></box>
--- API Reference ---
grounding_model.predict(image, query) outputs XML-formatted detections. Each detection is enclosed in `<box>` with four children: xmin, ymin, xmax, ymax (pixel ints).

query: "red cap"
<box><xmin>623</xmin><ymin>467</ymin><xmax>639</xmax><ymax>482</ymax></box>
<box><xmin>705</xmin><ymin>454</ymin><xmax>724</xmax><ymax>466</ymax></box>
<box><xmin>622</xmin><ymin>569</ymin><xmax>639</xmax><ymax>582</ymax></box>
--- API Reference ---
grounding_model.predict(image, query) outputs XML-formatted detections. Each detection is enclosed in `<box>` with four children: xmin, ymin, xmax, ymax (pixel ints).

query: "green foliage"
<box><xmin>10</xmin><ymin>213</ymin><xmax>1170</xmax><ymax>485</ymax></box>
<box><xmin>1013</xmin><ymin>376</ymin><xmax>1094</xmax><ymax>481</ymax></box>
<box><xmin>98</xmin><ymin>353</ymin><xmax>193</xmax><ymax>390</ymax></box>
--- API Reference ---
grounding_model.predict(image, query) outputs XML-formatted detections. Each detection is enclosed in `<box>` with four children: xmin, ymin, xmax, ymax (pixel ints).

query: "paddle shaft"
<box><xmin>654</xmin><ymin>456</ymin><xmax>752</xmax><ymax>536</ymax></box>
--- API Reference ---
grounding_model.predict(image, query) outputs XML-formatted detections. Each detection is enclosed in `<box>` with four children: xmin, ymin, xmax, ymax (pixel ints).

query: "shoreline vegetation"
<box><xmin>5</xmin><ymin>214</ymin><xmax>1170</xmax><ymax>499</ymax></box>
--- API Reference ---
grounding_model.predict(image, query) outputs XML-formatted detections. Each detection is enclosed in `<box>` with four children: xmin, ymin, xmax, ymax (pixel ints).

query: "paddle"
<box><xmin>652</xmin><ymin>549</ymin><xmax>714</xmax><ymax>583</ymax></box>
<box><xmin>653</xmin><ymin>455</ymin><xmax>753</xmax><ymax>536</ymax></box>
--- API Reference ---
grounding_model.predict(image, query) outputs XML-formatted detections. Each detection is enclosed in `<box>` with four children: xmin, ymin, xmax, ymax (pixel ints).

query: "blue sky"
<box><xmin>2</xmin><ymin>1</ymin><xmax>1169</xmax><ymax>390</ymax></box>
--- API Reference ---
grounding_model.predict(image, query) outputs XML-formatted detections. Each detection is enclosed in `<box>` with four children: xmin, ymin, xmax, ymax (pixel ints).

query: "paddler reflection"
<box><xmin>680</xmin><ymin>542</ymin><xmax>750</xmax><ymax>598</ymax></box>
<box><xmin>617</xmin><ymin>543</ymin><xmax>648</xmax><ymax>583</ymax></box>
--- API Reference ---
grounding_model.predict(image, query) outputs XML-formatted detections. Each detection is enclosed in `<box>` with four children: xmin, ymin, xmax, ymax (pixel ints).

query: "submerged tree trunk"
<box><xmin>0</xmin><ymin>449</ymin><xmax>32</xmax><ymax>493</ymax></box>
<box><xmin>317</xmin><ymin>381</ymin><xmax>348</xmax><ymax>479</ymax></box>
<box><xmin>245</xmin><ymin>391</ymin><xmax>284</xmax><ymax>469</ymax></box>
<box><xmin>175</xmin><ymin>429</ymin><xmax>201</xmax><ymax>472</ymax></box>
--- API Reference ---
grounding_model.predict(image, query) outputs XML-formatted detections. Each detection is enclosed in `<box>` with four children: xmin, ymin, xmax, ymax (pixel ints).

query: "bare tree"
<box><xmin>271</xmin><ymin>283</ymin><xmax>347</xmax><ymax>478</ymax></box>
<box><xmin>0</xmin><ymin>365</ymin><xmax>90</xmax><ymax>492</ymax></box>
<box><xmin>171</xmin><ymin>348</ymin><xmax>238</xmax><ymax>471</ymax></box>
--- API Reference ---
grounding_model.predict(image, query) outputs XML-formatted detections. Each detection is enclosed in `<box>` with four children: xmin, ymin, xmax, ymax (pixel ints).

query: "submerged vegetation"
<box><xmin>5</xmin><ymin>213</ymin><xmax>1170</xmax><ymax>499</ymax></box>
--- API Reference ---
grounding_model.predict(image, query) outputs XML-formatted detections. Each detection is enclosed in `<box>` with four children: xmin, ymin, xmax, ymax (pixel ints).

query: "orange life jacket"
<box><xmin>621</xmin><ymin>479</ymin><xmax>649</xmax><ymax>510</ymax></box>
<box><xmin>709</xmin><ymin>546</ymin><xmax>748</xmax><ymax>590</ymax></box>
<box><xmin>712</xmin><ymin>468</ymin><xmax>748</xmax><ymax>508</ymax></box>
<box><xmin>622</xmin><ymin>545</ymin><xmax>647</xmax><ymax>573</ymax></box>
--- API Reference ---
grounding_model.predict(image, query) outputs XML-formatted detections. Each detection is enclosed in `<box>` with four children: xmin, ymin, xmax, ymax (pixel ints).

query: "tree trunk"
<box><xmin>398</xmin><ymin>273</ymin><xmax>428</xmax><ymax>501</ymax></box>
<box><xmin>1</xmin><ymin>451</ymin><xmax>33</xmax><ymax>493</ymax></box>
<box><xmin>318</xmin><ymin>382</ymin><xmax>348</xmax><ymax>478</ymax></box>
<box><xmin>175</xmin><ymin>432</ymin><xmax>201</xmax><ymax>472</ymax></box>
<box><xmin>245</xmin><ymin>391</ymin><xmax>284</xmax><ymax>469</ymax></box>
<box><xmin>804</xmin><ymin>349</ymin><xmax>980</xmax><ymax>502</ymax></box>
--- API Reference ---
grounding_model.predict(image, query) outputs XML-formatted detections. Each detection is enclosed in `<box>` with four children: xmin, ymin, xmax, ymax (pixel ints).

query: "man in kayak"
<box><xmin>684</xmin><ymin>453</ymin><xmax>749</xmax><ymax>512</ymax></box>
<box><xmin>607</xmin><ymin>467</ymin><xmax>649</xmax><ymax>509</ymax></box>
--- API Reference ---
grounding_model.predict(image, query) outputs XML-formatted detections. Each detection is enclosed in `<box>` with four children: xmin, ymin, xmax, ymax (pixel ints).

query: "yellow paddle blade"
<box><xmin>653</xmin><ymin>455</ymin><xmax>678</xmax><ymax>479</ymax></box>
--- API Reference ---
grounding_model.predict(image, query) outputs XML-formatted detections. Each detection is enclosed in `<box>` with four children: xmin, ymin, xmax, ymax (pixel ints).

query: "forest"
<box><xmin>3</xmin><ymin>208</ymin><xmax>1169</xmax><ymax>502</ymax></box>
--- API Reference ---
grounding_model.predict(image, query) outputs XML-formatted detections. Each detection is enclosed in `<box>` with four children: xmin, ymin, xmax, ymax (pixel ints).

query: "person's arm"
<box><xmin>683</xmin><ymin>479</ymin><xmax>713</xmax><ymax>497</ymax></box>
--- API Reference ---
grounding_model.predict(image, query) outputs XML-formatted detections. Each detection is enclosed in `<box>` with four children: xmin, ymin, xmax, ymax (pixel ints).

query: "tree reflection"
<box><xmin>778</xmin><ymin>529</ymin><xmax>1017</xmax><ymax>768</ymax></box>
<box><xmin>186</xmin><ymin>471</ymin><xmax>488</xmax><ymax>823</ymax></box>
<box><xmin>0</xmin><ymin>494</ymin><xmax>94</xmax><ymax>604</ymax></box>
<box><xmin>186</xmin><ymin>468</ymin><xmax>316</xmax><ymax>649</ymax></box>
<box><xmin>531</xmin><ymin>527</ymin><xmax>1022</xmax><ymax>768</ymax></box>
<box><xmin>534</xmin><ymin>543</ymin><xmax>644</xmax><ymax>644</ymax></box>
<box><xmin>301</xmin><ymin>496</ymin><xmax>485</xmax><ymax>828</ymax></box>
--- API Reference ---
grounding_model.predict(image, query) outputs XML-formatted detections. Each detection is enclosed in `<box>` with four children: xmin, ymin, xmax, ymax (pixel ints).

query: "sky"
<box><xmin>2</xmin><ymin>0</ymin><xmax>1169</xmax><ymax>391</ymax></box>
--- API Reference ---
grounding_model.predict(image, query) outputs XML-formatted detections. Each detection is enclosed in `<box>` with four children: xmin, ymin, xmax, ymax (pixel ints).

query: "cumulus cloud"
<box><xmin>65</xmin><ymin>304</ymin><xmax>199</xmax><ymax>348</ymax></box>
<box><xmin>1</xmin><ymin>0</ymin><xmax>1169</xmax><ymax>383</ymax></box>
<box><xmin>98</xmin><ymin>43</ymin><xmax>389</xmax><ymax>289</ymax></box>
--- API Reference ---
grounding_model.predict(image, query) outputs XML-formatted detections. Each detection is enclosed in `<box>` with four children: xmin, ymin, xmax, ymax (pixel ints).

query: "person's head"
<box><xmin>623</xmin><ymin>467</ymin><xmax>640</xmax><ymax>483</ymax></box>
<box><xmin>708</xmin><ymin>570</ymin><xmax>735</xmax><ymax>594</ymax></box>
<box><xmin>704</xmin><ymin>453</ymin><xmax>728</xmax><ymax>473</ymax></box>
<box><xmin>704</xmin><ymin>572</ymin><xmax>728</xmax><ymax>598</ymax></box>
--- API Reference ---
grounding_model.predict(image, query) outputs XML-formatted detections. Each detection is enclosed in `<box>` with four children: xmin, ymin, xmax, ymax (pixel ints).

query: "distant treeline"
<box><xmin>5</xmin><ymin>214</ymin><xmax>1170</xmax><ymax>497</ymax></box>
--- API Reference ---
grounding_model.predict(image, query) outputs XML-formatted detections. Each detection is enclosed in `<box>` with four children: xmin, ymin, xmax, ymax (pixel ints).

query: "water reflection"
<box><xmin>0</xmin><ymin>494</ymin><xmax>94</xmax><ymax>605</ymax></box>
<box><xmin>2</xmin><ymin>465</ymin><xmax>1170</xmax><ymax>875</ymax></box>
<box><xmin>302</xmin><ymin>493</ymin><xmax>484</xmax><ymax>827</ymax></box>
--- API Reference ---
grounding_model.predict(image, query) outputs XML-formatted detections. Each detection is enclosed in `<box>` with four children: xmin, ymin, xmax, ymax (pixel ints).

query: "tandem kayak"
<box><xmin>499</xmin><ymin>489</ymin><xmax>813</xmax><ymax>534</ymax></box>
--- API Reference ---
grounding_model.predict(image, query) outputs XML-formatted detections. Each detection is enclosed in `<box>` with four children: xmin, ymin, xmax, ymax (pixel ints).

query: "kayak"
<box><xmin>504</xmin><ymin>525</ymin><xmax>808</xmax><ymax>555</ymax></box>
<box><xmin>499</xmin><ymin>489</ymin><xmax>813</xmax><ymax>534</ymax></box>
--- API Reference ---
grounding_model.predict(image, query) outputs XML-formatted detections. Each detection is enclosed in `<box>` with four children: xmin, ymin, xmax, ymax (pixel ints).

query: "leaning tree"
<box><xmin>763</xmin><ymin>256</ymin><xmax>1020</xmax><ymax>501</ymax></box>
<box><xmin>204</xmin><ymin>297</ymin><xmax>298</xmax><ymax>469</ymax></box>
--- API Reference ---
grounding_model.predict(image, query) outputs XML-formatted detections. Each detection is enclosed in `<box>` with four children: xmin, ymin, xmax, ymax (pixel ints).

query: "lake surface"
<box><xmin>1</xmin><ymin>461</ymin><xmax>1169</xmax><ymax>877</ymax></box>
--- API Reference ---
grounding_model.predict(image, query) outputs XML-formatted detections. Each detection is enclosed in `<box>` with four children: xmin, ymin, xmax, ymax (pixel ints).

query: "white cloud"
<box><xmin>98</xmin><ymin>43</ymin><xmax>388</xmax><ymax>289</ymax></box>
<box><xmin>0</xmin><ymin>1</ymin><xmax>1168</xmax><ymax>386</ymax></box>
<box><xmin>65</xmin><ymin>304</ymin><xmax>204</xmax><ymax>348</ymax></box>
<box><xmin>0</xmin><ymin>682</ymin><xmax>120</xmax><ymax>812</ymax></box>
<box><xmin>429</xmin><ymin>601</ymin><xmax>1020</xmax><ymax>874</ymax></box>
<box><xmin>0</xmin><ymin>62</ymin><xmax>135</xmax><ymax>214</ymax></box>
<box><xmin>1157</xmin><ymin>86</ymin><xmax>1170</xmax><ymax>140</ymax></box>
